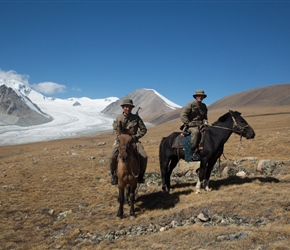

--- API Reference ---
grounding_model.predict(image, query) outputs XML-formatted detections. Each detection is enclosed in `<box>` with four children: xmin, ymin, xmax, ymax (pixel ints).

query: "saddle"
<box><xmin>172</xmin><ymin>131</ymin><xmax>191</xmax><ymax>149</ymax></box>
<box><xmin>172</xmin><ymin>130</ymin><xmax>206</xmax><ymax>162</ymax></box>
<box><xmin>171</xmin><ymin>132</ymin><xmax>192</xmax><ymax>162</ymax></box>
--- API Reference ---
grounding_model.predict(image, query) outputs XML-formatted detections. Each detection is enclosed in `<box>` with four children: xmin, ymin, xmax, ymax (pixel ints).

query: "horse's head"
<box><xmin>118</xmin><ymin>128</ymin><xmax>136</xmax><ymax>162</ymax></box>
<box><xmin>229</xmin><ymin>110</ymin><xmax>256</xmax><ymax>139</ymax></box>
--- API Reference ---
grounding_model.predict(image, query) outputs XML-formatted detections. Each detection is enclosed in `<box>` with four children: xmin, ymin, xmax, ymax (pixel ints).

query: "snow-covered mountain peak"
<box><xmin>147</xmin><ymin>88</ymin><xmax>181</xmax><ymax>109</ymax></box>
<box><xmin>1</xmin><ymin>78</ymin><xmax>47</xmax><ymax>103</ymax></box>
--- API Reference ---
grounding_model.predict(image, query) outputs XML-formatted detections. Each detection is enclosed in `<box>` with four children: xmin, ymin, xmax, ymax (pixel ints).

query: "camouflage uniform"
<box><xmin>109</xmin><ymin>112</ymin><xmax>148</xmax><ymax>183</ymax></box>
<box><xmin>180</xmin><ymin>99</ymin><xmax>208</xmax><ymax>149</ymax></box>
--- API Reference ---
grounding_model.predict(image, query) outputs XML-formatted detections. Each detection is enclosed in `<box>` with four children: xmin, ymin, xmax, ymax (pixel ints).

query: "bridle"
<box><xmin>209</xmin><ymin>111</ymin><xmax>250</xmax><ymax>159</ymax></box>
<box><xmin>210</xmin><ymin>111</ymin><xmax>249</xmax><ymax>136</ymax></box>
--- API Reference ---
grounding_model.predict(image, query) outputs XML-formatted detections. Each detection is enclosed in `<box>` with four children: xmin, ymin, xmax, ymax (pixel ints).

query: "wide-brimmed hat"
<box><xmin>121</xmin><ymin>99</ymin><xmax>135</xmax><ymax>107</ymax></box>
<box><xmin>193</xmin><ymin>89</ymin><xmax>207</xmax><ymax>99</ymax></box>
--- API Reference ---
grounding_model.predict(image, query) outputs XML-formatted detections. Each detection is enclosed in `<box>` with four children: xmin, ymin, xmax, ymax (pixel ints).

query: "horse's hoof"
<box><xmin>162</xmin><ymin>189</ymin><xmax>170</xmax><ymax>194</ymax></box>
<box><xmin>130</xmin><ymin>215</ymin><xmax>136</xmax><ymax>220</ymax></box>
<box><xmin>117</xmin><ymin>215</ymin><xmax>123</xmax><ymax>220</ymax></box>
<box><xmin>195</xmin><ymin>189</ymin><xmax>201</xmax><ymax>194</ymax></box>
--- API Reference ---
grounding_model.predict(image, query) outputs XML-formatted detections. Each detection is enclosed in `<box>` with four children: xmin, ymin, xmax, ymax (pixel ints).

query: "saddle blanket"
<box><xmin>172</xmin><ymin>134</ymin><xmax>193</xmax><ymax>162</ymax></box>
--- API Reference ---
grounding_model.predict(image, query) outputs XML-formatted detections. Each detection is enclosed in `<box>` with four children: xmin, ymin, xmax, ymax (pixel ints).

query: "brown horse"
<box><xmin>116</xmin><ymin>128</ymin><xmax>140</xmax><ymax>219</ymax></box>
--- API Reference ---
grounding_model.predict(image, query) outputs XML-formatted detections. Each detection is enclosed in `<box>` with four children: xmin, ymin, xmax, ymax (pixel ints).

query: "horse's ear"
<box><xmin>229</xmin><ymin>110</ymin><xmax>241</xmax><ymax>117</ymax></box>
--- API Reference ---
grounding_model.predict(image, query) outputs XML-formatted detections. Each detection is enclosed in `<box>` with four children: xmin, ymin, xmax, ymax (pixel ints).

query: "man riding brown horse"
<box><xmin>108</xmin><ymin>99</ymin><xmax>148</xmax><ymax>185</ymax></box>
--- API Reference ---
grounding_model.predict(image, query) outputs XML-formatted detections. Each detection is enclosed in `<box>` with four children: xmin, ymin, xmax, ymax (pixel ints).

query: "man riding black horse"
<box><xmin>180</xmin><ymin>89</ymin><xmax>209</xmax><ymax>161</ymax></box>
<box><xmin>160</xmin><ymin>110</ymin><xmax>256</xmax><ymax>193</ymax></box>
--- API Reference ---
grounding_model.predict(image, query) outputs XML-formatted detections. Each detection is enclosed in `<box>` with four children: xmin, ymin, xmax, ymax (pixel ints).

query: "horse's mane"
<box><xmin>211</xmin><ymin>110</ymin><xmax>241</xmax><ymax>126</ymax></box>
<box><xmin>211</xmin><ymin>112</ymin><xmax>230</xmax><ymax>126</ymax></box>
<box><xmin>118</xmin><ymin>128</ymin><xmax>133</xmax><ymax>136</ymax></box>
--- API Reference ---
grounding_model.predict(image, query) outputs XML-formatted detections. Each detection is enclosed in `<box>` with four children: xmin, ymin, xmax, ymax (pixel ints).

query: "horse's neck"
<box><xmin>211</xmin><ymin>120</ymin><xmax>233</xmax><ymax>143</ymax></box>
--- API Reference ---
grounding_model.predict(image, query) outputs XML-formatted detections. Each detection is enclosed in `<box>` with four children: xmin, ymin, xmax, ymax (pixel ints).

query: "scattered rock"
<box><xmin>236</xmin><ymin>170</ymin><xmax>247</xmax><ymax>178</ymax></box>
<box><xmin>217</xmin><ymin>231</ymin><xmax>251</xmax><ymax>241</ymax></box>
<box><xmin>57</xmin><ymin>210</ymin><xmax>72</xmax><ymax>221</ymax></box>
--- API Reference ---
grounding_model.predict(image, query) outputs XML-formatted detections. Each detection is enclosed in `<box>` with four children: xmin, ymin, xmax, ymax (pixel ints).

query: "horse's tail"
<box><xmin>159</xmin><ymin>137</ymin><xmax>167</xmax><ymax>167</ymax></box>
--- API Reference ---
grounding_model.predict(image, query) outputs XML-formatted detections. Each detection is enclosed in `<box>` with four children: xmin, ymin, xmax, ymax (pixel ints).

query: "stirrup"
<box><xmin>191</xmin><ymin>152</ymin><xmax>201</xmax><ymax>161</ymax></box>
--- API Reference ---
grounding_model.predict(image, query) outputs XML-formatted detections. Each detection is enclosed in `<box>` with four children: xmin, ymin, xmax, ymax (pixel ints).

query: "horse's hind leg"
<box><xmin>166</xmin><ymin>158</ymin><xmax>178</xmax><ymax>192</ymax></box>
<box><xmin>117</xmin><ymin>188</ymin><xmax>124</xmax><ymax>218</ymax></box>
<box><xmin>129</xmin><ymin>186</ymin><xmax>136</xmax><ymax>219</ymax></box>
<box><xmin>161</xmin><ymin>158</ymin><xmax>170</xmax><ymax>193</ymax></box>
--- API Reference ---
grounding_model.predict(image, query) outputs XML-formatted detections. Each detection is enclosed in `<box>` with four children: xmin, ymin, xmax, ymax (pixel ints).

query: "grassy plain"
<box><xmin>0</xmin><ymin>106</ymin><xmax>290</xmax><ymax>249</ymax></box>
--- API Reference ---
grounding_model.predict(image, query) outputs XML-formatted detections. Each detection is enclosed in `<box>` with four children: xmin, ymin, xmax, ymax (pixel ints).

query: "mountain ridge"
<box><xmin>0</xmin><ymin>79</ymin><xmax>290</xmax><ymax>131</ymax></box>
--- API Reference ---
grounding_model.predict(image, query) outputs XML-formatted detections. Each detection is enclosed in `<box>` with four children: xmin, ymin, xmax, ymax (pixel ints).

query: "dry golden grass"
<box><xmin>1</xmin><ymin>106</ymin><xmax>290</xmax><ymax>250</ymax></box>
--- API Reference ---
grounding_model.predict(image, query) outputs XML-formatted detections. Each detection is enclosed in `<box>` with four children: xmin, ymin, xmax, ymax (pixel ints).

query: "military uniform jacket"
<box><xmin>113</xmin><ymin>112</ymin><xmax>147</xmax><ymax>140</ymax></box>
<box><xmin>180</xmin><ymin>100</ymin><xmax>208</xmax><ymax>127</ymax></box>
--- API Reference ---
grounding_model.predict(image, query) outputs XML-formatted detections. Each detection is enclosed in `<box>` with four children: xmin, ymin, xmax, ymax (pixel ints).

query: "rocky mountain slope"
<box><xmin>0</xmin><ymin>85</ymin><xmax>52</xmax><ymax>126</ymax></box>
<box><xmin>101</xmin><ymin>88</ymin><xmax>181</xmax><ymax>119</ymax></box>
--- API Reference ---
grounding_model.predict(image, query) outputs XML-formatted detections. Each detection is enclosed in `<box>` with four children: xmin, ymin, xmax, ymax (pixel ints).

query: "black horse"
<box><xmin>159</xmin><ymin>110</ymin><xmax>256</xmax><ymax>194</ymax></box>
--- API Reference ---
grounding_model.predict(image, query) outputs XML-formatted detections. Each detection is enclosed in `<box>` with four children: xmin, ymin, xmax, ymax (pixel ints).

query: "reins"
<box><xmin>131</xmin><ymin>142</ymin><xmax>140</xmax><ymax>178</ymax></box>
<box><xmin>207</xmin><ymin>112</ymin><xmax>248</xmax><ymax>159</ymax></box>
<box><xmin>119</xmin><ymin>140</ymin><xmax>140</xmax><ymax>178</ymax></box>
<box><xmin>208</xmin><ymin>112</ymin><xmax>249</xmax><ymax>135</ymax></box>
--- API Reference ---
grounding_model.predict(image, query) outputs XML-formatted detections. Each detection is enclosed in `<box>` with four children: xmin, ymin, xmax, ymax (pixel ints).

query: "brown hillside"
<box><xmin>145</xmin><ymin>83</ymin><xmax>290</xmax><ymax>125</ymax></box>
<box><xmin>208</xmin><ymin>83</ymin><xmax>290</xmax><ymax>109</ymax></box>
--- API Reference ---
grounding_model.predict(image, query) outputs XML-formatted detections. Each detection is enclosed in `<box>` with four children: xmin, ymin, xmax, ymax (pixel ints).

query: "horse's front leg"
<box><xmin>125</xmin><ymin>187</ymin><xmax>131</xmax><ymax>205</ymax></box>
<box><xmin>203</xmin><ymin>159</ymin><xmax>216</xmax><ymax>192</ymax></box>
<box><xmin>117</xmin><ymin>187</ymin><xmax>124</xmax><ymax>219</ymax></box>
<box><xmin>129</xmin><ymin>186</ymin><xmax>136</xmax><ymax>219</ymax></box>
<box><xmin>204</xmin><ymin>179</ymin><xmax>211</xmax><ymax>192</ymax></box>
<box><xmin>195</xmin><ymin>178</ymin><xmax>202</xmax><ymax>194</ymax></box>
<box><xmin>195</xmin><ymin>178</ymin><xmax>211</xmax><ymax>193</ymax></box>
<box><xmin>195</xmin><ymin>159</ymin><xmax>207</xmax><ymax>194</ymax></box>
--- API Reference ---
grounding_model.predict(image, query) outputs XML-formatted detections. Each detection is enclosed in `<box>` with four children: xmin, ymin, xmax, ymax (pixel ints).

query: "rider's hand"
<box><xmin>198</xmin><ymin>125</ymin><xmax>206</xmax><ymax>132</ymax></box>
<box><xmin>203</xmin><ymin>119</ymin><xmax>210</xmax><ymax>127</ymax></box>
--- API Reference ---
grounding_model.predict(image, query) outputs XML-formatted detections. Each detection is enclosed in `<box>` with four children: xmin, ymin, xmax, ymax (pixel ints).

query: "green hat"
<box><xmin>193</xmin><ymin>89</ymin><xmax>207</xmax><ymax>98</ymax></box>
<box><xmin>121</xmin><ymin>99</ymin><xmax>135</xmax><ymax>107</ymax></box>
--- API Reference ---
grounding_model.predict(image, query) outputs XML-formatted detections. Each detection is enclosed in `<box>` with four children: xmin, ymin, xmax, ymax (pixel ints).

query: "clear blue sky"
<box><xmin>1</xmin><ymin>0</ymin><xmax>289</xmax><ymax>106</ymax></box>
